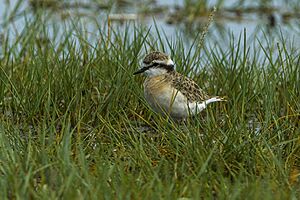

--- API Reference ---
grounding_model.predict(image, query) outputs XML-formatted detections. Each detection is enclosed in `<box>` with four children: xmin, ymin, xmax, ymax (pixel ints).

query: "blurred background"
<box><xmin>0</xmin><ymin>0</ymin><xmax>299</xmax><ymax>51</ymax></box>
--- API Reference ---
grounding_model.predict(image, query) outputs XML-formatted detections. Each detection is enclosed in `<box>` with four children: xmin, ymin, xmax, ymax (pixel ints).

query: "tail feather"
<box><xmin>194</xmin><ymin>96</ymin><xmax>227</xmax><ymax>114</ymax></box>
<box><xmin>205</xmin><ymin>96</ymin><xmax>227</xmax><ymax>104</ymax></box>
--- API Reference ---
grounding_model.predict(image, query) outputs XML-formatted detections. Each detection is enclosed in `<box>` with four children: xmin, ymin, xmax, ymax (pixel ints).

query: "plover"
<box><xmin>134</xmin><ymin>51</ymin><xmax>225</xmax><ymax>120</ymax></box>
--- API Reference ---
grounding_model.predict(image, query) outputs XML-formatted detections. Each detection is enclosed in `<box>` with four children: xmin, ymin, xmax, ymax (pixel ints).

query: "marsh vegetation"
<box><xmin>0</xmin><ymin>0</ymin><xmax>299</xmax><ymax>199</ymax></box>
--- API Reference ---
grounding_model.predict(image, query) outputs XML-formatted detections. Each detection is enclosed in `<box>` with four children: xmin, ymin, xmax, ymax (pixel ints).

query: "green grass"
<box><xmin>0</xmin><ymin>13</ymin><xmax>299</xmax><ymax>199</ymax></box>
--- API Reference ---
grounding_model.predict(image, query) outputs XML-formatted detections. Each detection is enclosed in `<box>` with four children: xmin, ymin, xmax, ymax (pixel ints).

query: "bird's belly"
<box><xmin>144</xmin><ymin>85</ymin><xmax>193</xmax><ymax>119</ymax></box>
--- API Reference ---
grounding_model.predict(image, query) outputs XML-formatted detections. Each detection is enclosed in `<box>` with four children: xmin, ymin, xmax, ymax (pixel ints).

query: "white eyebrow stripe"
<box><xmin>153</xmin><ymin>58</ymin><xmax>174</xmax><ymax>66</ymax></box>
<box><xmin>166</xmin><ymin>58</ymin><xmax>174</xmax><ymax>65</ymax></box>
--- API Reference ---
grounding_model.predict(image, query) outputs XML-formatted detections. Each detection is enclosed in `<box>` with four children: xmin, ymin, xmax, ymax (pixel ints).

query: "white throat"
<box><xmin>144</xmin><ymin>67</ymin><xmax>168</xmax><ymax>77</ymax></box>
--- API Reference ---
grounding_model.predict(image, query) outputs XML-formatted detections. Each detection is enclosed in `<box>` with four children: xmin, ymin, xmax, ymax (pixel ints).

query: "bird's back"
<box><xmin>169</xmin><ymin>71</ymin><xmax>210</xmax><ymax>103</ymax></box>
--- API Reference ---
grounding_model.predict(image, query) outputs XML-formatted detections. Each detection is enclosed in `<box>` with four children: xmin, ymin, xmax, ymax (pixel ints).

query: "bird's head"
<box><xmin>133</xmin><ymin>51</ymin><xmax>175</xmax><ymax>77</ymax></box>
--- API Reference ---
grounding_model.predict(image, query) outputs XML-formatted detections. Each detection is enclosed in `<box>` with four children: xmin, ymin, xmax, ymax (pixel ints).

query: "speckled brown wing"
<box><xmin>169</xmin><ymin>71</ymin><xmax>210</xmax><ymax>103</ymax></box>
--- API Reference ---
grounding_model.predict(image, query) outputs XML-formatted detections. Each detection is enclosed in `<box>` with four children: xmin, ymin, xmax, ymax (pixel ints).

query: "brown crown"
<box><xmin>143</xmin><ymin>51</ymin><xmax>169</xmax><ymax>64</ymax></box>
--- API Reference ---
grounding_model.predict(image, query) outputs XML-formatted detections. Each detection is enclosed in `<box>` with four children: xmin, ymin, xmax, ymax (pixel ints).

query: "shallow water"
<box><xmin>0</xmin><ymin>0</ymin><xmax>299</xmax><ymax>53</ymax></box>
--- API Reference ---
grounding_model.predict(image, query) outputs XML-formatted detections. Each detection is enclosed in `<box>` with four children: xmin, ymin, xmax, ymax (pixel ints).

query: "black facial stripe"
<box><xmin>143</xmin><ymin>63</ymin><xmax>156</xmax><ymax>71</ymax></box>
<box><xmin>158</xmin><ymin>63</ymin><xmax>174</xmax><ymax>72</ymax></box>
<box><xmin>133</xmin><ymin>63</ymin><xmax>174</xmax><ymax>75</ymax></box>
<box><xmin>133</xmin><ymin>63</ymin><xmax>155</xmax><ymax>75</ymax></box>
<box><xmin>143</xmin><ymin>62</ymin><xmax>162</xmax><ymax>70</ymax></box>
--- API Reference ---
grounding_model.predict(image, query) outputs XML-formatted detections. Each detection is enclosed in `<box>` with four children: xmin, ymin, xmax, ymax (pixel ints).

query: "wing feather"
<box><xmin>169</xmin><ymin>72</ymin><xmax>210</xmax><ymax>102</ymax></box>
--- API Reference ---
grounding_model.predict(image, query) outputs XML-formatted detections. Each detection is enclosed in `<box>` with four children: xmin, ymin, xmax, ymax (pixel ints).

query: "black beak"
<box><xmin>133</xmin><ymin>67</ymin><xmax>147</xmax><ymax>75</ymax></box>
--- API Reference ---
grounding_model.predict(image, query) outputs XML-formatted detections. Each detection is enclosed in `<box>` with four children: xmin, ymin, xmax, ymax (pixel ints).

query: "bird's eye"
<box><xmin>152</xmin><ymin>62</ymin><xmax>159</xmax><ymax>67</ymax></box>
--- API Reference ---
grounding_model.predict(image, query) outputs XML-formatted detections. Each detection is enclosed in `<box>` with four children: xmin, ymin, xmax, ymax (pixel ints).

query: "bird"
<box><xmin>133</xmin><ymin>51</ymin><xmax>225</xmax><ymax>120</ymax></box>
